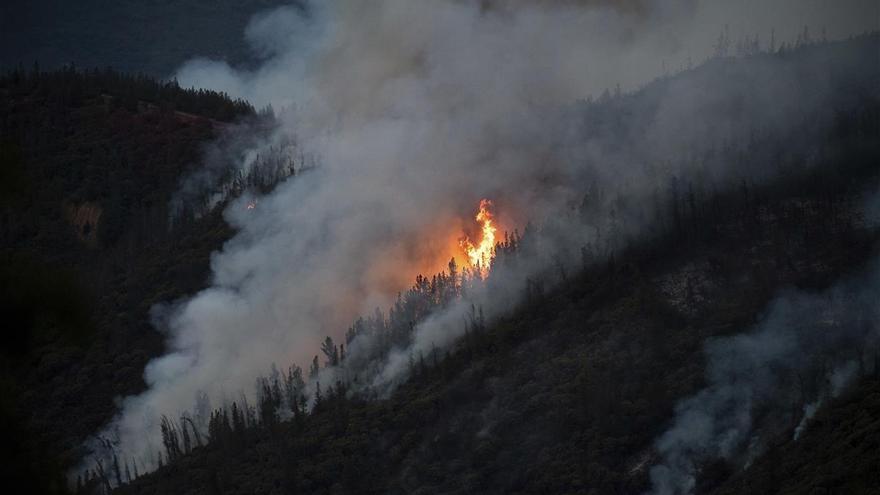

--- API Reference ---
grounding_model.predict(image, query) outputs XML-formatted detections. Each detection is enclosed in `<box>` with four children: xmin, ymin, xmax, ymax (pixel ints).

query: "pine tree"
<box><xmin>112</xmin><ymin>453</ymin><xmax>122</xmax><ymax>486</ymax></box>
<box><xmin>160</xmin><ymin>415</ymin><xmax>182</xmax><ymax>461</ymax></box>
<box><xmin>321</xmin><ymin>336</ymin><xmax>340</xmax><ymax>366</ymax></box>
<box><xmin>309</xmin><ymin>355</ymin><xmax>320</xmax><ymax>378</ymax></box>
<box><xmin>314</xmin><ymin>381</ymin><xmax>323</xmax><ymax>408</ymax></box>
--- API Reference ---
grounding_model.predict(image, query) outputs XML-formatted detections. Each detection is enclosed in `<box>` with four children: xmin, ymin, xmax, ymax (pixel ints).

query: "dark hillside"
<box><xmin>111</xmin><ymin>38</ymin><xmax>880</xmax><ymax>495</ymax></box>
<box><xmin>710</xmin><ymin>378</ymin><xmax>880</xmax><ymax>495</ymax></box>
<box><xmin>0</xmin><ymin>68</ymin><xmax>254</xmax><ymax>491</ymax></box>
<box><xmin>114</xmin><ymin>179</ymin><xmax>880</xmax><ymax>495</ymax></box>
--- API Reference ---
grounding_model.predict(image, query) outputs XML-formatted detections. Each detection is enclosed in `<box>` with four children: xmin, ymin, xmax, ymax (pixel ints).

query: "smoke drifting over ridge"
<box><xmin>175</xmin><ymin>0</ymin><xmax>878</xmax><ymax>110</ymax></box>
<box><xmin>91</xmin><ymin>0</ymin><xmax>879</xmax><ymax>474</ymax></box>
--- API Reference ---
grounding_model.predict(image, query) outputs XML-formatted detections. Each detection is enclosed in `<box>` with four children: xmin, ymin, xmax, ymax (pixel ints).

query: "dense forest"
<box><xmin>0</xmin><ymin>67</ymin><xmax>262</xmax><ymax>493</ymax></box>
<box><xmin>111</xmin><ymin>136</ymin><xmax>880</xmax><ymax>490</ymax></box>
<box><xmin>2</xmin><ymin>15</ymin><xmax>879</xmax><ymax>495</ymax></box>
<box><xmin>69</xmin><ymin>36</ymin><xmax>880</xmax><ymax>494</ymax></box>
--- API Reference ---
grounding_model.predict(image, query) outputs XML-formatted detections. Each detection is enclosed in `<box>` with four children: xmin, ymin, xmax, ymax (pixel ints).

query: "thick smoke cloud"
<box><xmin>175</xmin><ymin>0</ymin><xmax>879</xmax><ymax>110</ymax></box>
<box><xmin>90</xmin><ymin>0</ymin><xmax>878</xmax><ymax>474</ymax></box>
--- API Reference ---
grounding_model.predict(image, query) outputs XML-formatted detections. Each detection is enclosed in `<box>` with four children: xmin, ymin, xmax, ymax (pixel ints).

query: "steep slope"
<box><xmin>115</xmin><ymin>167</ymin><xmax>880</xmax><ymax>495</ymax></box>
<box><xmin>710</xmin><ymin>378</ymin><xmax>880</xmax><ymax>495</ymax></box>
<box><xmin>112</xmin><ymin>37</ymin><xmax>880</xmax><ymax>494</ymax></box>
<box><xmin>0</xmin><ymin>68</ymin><xmax>256</xmax><ymax>492</ymax></box>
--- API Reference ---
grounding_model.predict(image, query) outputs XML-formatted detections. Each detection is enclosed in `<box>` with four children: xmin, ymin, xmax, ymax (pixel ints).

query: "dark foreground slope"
<box><xmin>711</xmin><ymin>378</ymin><xmax>880</xmax><ymax>495</ymax></box>
<box><xmin>115</xmin><ymin>38</ymin><xmax>880</xmax><ymax>495</ymax></box>
<box><xmin>0</xmin><ymin>68</ymin><xmax>255</xmax><ymax>492</ymax></box>
<box><xmin>115</xmin><ymin>191</ymin><xmax>880</xmax><ymax>495</ymax></box>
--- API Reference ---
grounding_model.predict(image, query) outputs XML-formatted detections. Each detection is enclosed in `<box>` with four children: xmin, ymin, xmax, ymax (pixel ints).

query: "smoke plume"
<box><xmin>89</xmin><ymin>0</ymin><xmax>879</xmax><ymax>475</ymax></box>
<box><xmin>648</xmin><ymin>185</ymin><xmax>880</xmax><ymax>495</ymax></box>
<box><xmin>648</xmin><ymin>251</ymin><xmax>880</xmax><ymax>495</ymax></box>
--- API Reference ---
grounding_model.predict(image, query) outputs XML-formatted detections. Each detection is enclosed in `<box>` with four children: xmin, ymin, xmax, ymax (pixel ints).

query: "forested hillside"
<box><xmin>4</xmin><ymin>0</ymin><xmax>879</xmax><ymax>492</ymax></box>
<box><xmin>91</xmin><ymin>36</ymin><xmax>880</xmax><ymax>495</ymax></box>
<box><xmin>0</xmin><ymin>67</ymin><xmax>259</xmax><ymax>493</ymax></box>
<box><xmin>110</xmin><ymin>164</ymin><xmax>880</xmax><ymax>493</ymax></box>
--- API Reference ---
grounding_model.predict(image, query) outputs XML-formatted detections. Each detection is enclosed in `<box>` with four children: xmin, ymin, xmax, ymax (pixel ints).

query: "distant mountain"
<box><xmin>0</xmin><ymin>0</ymin><xmax>295</xmax><ymax>77</ymax></box>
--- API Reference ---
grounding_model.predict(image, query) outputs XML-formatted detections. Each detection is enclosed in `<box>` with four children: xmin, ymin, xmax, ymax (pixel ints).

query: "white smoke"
<box><xmin>89</xmin><ymin>0</ymin><xmax>879</xmax><ymax>476</ymax></box>
<box><xmin>648</xmin><ymin>254</ymin><xmax>880</xmax><ymax>495</ymax></box>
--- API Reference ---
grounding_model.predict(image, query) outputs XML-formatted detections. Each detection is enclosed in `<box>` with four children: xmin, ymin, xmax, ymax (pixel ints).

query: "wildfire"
<box><xmin>246</xmin><ymin>201</ymin><xmax>257</xmax><ymax>210</ymax></box>
<box><xmin>460</xmin><ymin>199</ymin><xmax>497</xmax><ymax>274</ymax></box>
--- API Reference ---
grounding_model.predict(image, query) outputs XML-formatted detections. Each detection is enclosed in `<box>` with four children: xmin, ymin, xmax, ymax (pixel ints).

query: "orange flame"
<box><xmin>460</xmin><ymin>199</ymin><xmax>497</xmax><ymax>274</ymax></box>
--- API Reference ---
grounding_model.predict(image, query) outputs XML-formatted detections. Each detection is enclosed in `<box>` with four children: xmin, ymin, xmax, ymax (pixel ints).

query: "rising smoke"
<box><xmin>88</xmin><ymin>0</ymin><xmax>879</xmax><ymax>475</ymax></box>
<box><xmin>648</xmin><ymin>244</ymin><xmax>880</xmax><ymax>495</ymax></box>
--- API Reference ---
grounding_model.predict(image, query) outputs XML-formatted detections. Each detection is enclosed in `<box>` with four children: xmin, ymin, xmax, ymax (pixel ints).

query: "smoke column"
<box><xmin>89</xmin><ymin>0</ymin><xmax>879</xmax><ymax>473</ymax></box>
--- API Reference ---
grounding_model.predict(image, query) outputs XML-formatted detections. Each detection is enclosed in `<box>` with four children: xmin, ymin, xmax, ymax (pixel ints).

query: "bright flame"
<box><xmin>461</xmin><ymin>199</ymin><xmax>497</xmax><ymax>274</ymax></box>
<box><xmin>246</xmin><ymin>201</ymin><xmax>257</xmax><ymax>210</ymax></box>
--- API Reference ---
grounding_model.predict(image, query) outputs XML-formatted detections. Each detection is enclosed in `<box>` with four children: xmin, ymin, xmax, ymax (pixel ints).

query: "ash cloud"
<box><xmin>89</xmin><ymin>0</ymin><xmax>879</xmax><ymax>475</ymax></box>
